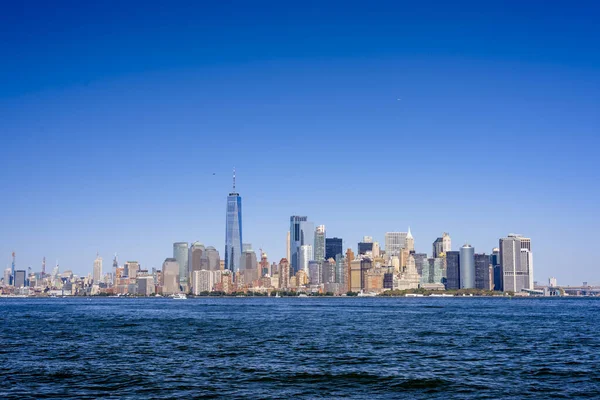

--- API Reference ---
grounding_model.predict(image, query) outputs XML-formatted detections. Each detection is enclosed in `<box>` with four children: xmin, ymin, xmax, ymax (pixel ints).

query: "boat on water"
<box><xmin>172</xmin><ymin>293</ymin><xmax>187</xmax><ymax>300</ymax></box>
<box><xmin>275</xmin><ymin>292</ymin><xmax>281</xmax><ymax>298</ymax></box>
<box><xmin>357</xmin><ymin>291</ymin><xmax>377</xmax><ymax>297</ymax></box>
<box><xmin>429</xmin><ymin>293</ymin><xmax>454</xmax><ymax>297</ymax></box>
<box><xmin>298</xmin><ymin>293</ymin><xmax>308</xmax><ymax>298</ymax></box>
<box><xmin>405</xmin><ymin>293</ymin><xmax>424</xmax><ymax>297</ymax></box>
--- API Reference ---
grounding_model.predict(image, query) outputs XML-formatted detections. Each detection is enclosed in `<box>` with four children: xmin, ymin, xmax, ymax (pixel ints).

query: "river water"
<box><xmin>1</xmin><ymin>297</ymin><xmax>599</xmax><ymax>399</ymax></box>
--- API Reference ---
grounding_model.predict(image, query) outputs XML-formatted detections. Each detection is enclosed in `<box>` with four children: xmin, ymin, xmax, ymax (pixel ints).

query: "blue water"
<box><xmin>1</xmin><ymin>297</ymin><xmax>599</xmax><ymax>399</ymax></box>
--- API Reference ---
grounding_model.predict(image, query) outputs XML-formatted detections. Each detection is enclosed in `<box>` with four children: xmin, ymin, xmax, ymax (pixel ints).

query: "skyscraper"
<box><xmin>93</xmin><ymin>254</ymin><xmax>103</xmax><ymax>283</ymax></box>
<box><xmin>325</xmin><ymin>237</ymin><xmax>343</xmax><ymax>261</ymax></box>
<box><xmin>500</xmin><ymin>234</ymin><xmax>533</xmax><ymax>293</ymax></box>
<box><xmin>161</xmin><ymin>258</ymin><xmax>180</xmax><ymax>295</ymax></box>
<box><xmin>278</xmin><ymin>258</ymin><xmax>290</xmax><ymax>290</ymax></box>
<box><xmin>385</xmin><ymin>232</ymin><xmax>407</xmax><ymax>257</ymax></box>
<box><xmin>357</xmin><ymin>241</ymin><xmax>373</xmax><ymax>255</ymax></box>
<box><xmin>474</xmin><ymin>253</ymin><xmax>492</xmax><ymax>290</ymax></box>
<box><xmin>432</xmin><ymin>233</ymin><xmax>451</xmax><ymax>258</ymax></box>
<box><xmin>289</xmin><ymin>216</ymin><xmax>314</xmax><ymax>274</ymax></box>
<box><xmin>459</xmin><ymin>244</ymin><xmax>475</xmax><ymax>289</ymax></box>
<box><xmin>405</xmin><ymin>228</ymin><xmax>415</xmax><ymax>252</ymax></box>
<box><xmin>299</xmin><ymin>245</ymin><xmax>313</xmax><ymax>274</ymax></box>
<box><xmin>314</xmin><ymin>225</ymin><xmax>326</xmax><ymax>262</ymax></box>
<box><xmin>205</xmin><ymin>246</ymin><xmax>220</xmax><ymax>271</ymax></box>
<box><xmin>173</xmin><ymin>242</ymin><xmax>189</xmax><ymax>286</ymax></box>
<box><xmin>446</xmin><ymin>251</ymin><xmax>460</xmax><ymax>290</ymax></box>
<box><xmin>225</xmin><ymin>169</ymin><xmax>243</xmax><ymax>275</ymax></box>
<box><xmin>189</xmin><ymin>242</ymin><xmax>205</xmax><ymax>285</ymax></box>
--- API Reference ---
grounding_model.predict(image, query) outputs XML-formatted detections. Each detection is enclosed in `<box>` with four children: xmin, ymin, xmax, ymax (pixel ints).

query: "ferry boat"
<box><xmin>357</xmin><ymin>291</ymin><xmax>377</xmax><ymax>297</ymax></box>
<box><xmin>405</xmin><ymin>293</ymin><xmax>424</xmax><ymax>297</ymax></box>
<box><xmin>172</xmin><ymin>293</ymin><xmax>187</xmax><ymax>300</ymax></box>
<box><xmin>298</xmin><ymin>293</ymin><xmax>308</xmax><ymax>298</ymax></box>
<box><xmin>429</xmin><ymin>293</ymin><xmax>454</xmax><ymax>297</ymax></box>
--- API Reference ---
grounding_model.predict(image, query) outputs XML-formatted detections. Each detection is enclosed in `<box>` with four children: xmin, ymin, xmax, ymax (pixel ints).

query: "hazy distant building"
<box><xmin>385</xmin><ymin>232</ymin><xmax>407</xmax><ymax>257</ymax></box>
<box><xmin>225</xmin><ymin>170</ymin><xmax>243</xmax><ymax>274</ymax></box>
<box><xmin>93</xmin><ymin>254</ymin><xmax>103</xmax><ymax>283</ymax></box>
<box><xmin>325</xmin><ymin>237</ymin><xmax>343</xmax><ymax>261</ymax></box>
<box><xmin>124</xmin><ymin>261</ymin><xmax>140</xmax><ymax>279</ymax></box>
<box><xmin>14</xmin><ymin>270</ymin><xmax>26</xmax><ymax>288</ymax></box>
<box><xmin>240</xmin><ymin>248</ymin><xmax>258</xmax><ymax>284</ymax></box>
<box><xmin>162</xmin><ymin>258</ymin><xmax>180</xmax><ymax>295</ymax></box>
<box><xmin>459</xmin><ymin>244</ymin><xmax>475</xmax><ymax>289</ymax></box>
<box><xmin>432</xmin><ymin>233</ymin><xmax>452</xmax><ymax>258</ymax></box>
<box><xmin>3</xmin><ymin>268</ymin><xmax>11</xmax><ymax>285</ymax></box>
<box><xmin>491</xmin><ymin>247</ymin><xmax>502</xmax><ymax>291</ymax></box>
<box><xmin>205</xmin><ymin>246</ymin><xmax>220</xmax><ymax>271</ymax></box>
<box><xmin>314</xmin><ymin>225</ymin><xmax>326</xmax><ymax>262</ymax></box>
<box><xmin>474</xmin><ymin>253</ymin><xmax>492</xmax><ymax>290</ymax></box>
<box><xmin>290</xmin><ymin>216</ymin><xmax>314</xmax><ymax>275</ymax></box>
<box><xmin>322</xmin><ymin>259</ymin><xmax>336</xmax><ymax>284</ymax></box>
<box><xmin>189</xmin><ymin>242</ymin><xmax>205</xmax><ymax>284</ymax></box>
<box><xmin>446</xmin><ymin>251</ymin><xmax>460</xmax><ymax>290</ymax></box>
<box><xmin>173</xmin><ymin>242</ymin><xmax>189</xmax><ymax>286</ymax></box>
<box><xmin>137</xmin><ymin>276</ymin><xmax>155</xmax><ymax>296</ymax></box>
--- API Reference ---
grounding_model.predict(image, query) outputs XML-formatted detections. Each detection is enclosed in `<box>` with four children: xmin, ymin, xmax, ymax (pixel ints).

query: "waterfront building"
<box><xmin>225</xmin><ymin>170</ymin><xmax>243</xmax><ymax>274</ymax></box>
<box><xmin>173</xmin><ymin>242</ymin><xmax>189</xmax><ymax>286</ymax></box>
<box><xmin>420</xmin><ymin>258</ymin><xmax>445</xmax><ymax>288</ymax></box>
<box><xmin>474</xmin><ymin>253</ymin><xmax>492</xmax><ymax>290</ymax></box>
<box><xmin>3</xmin><ymin>268</ymin><xmax>11</xmax><ymax>285</ymax></box>
<box><xmin>346</xmin><ymin>248</ymin><xmax>354</xmax><ymax>292</ymax></box>
<box><xmin>299</xmin><ymin>245</ymin><xmax>313</xmax><ymax>275</ymax></box>
<box><xmin>314</xmin><ymin>225</ymin><xmax>326</xmax><ymax>262</ymax></box>
<box><xmin>396</xmin><ymin>255</ymin><xmax>420</xmax><ymax>290</ymax></box>
<box><xmin>459</xmin><ymin>244</ymin><xmax>475</xmax><ymax>289</ymax></box>
<box><xmin>259</xmin><ymin>252</ymin><xmax>269</xmax><ymax>277</ymax></box>
<box><xmin>93</xmin><ymin>254</ymin><xmax>103</xmax><ymax>283</ymax></box>
<box><xmin>385</xmin><ymin>232</ymin><xmax>407</xmax><ymax>257</ymax></box>
<box><xmin>446</xmin><ymin>251</ymin><xmax>460</xmax><ymax>290</ymax></box>
<box><xmin>500</xmin><ymin>234</ymin><xmax>532</xmax><ymax>293</ymax></box>
<box><xmin>432</xmin><ymin>233</ymin><xmax>452</xmax><ymax>258</ymax></box>
<box><xmin>162</xmin><ymin>258</ymin><xmax>180</xmax><ymax>295</ymax></box>
<box><xmin>296</xmin><ymin>270</ymin><xmax>309</xmax><ymax>287</ymax></box>
<box><xmin>491</xmin><ymin>248</ymin><xmax>502</xmax><ymax>290</ymax></box>
<box><xmin>192</xmin><ymin>270</ymin><xmax>220</xmax><ymax>294</ymax></box>
<box><xmin>278</xmin><ymin>258</ymin><xmax>290</xmax><ymax>290</ymax></box>
<box><xmin>14</xmin><ymin>270</ymin><xmax>26</xmax><ymax>288</ymax></box>
<box><xmin>286</xmin><ymin>231</ymin><xmax>290</xmax><ymax>262</ymax></box>
<box><xmin>289</xmin><ymin>216</ymin><xmax>314</xmax><ymax>275</ymax></box>
<box><xmin>325</xmin><ymin>237</ymin><xmax>343</xmax><ymax>262</ymax></box>
<box><xmin>137</xmin><ymin>275</ymin><xmax>155</xmax><ymax>296</ymax></box>
<box><xmin>360</xmin><ymin>258</ymin><xmax>372</xmax><ymax>291</ymax></box>
<box><xmin>350</xmin><ymin>259</ymin><xmax>362</xmax><ymax>292</ymax></box>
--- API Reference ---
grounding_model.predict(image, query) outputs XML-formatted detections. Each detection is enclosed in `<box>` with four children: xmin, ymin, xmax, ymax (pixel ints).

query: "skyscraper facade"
<box><xmin>432</xmin><ymin>232</ymin><xmax>452</xmax><ymax>258</ymax></box>
<box><xmin>205</xmin><ymin>246</ymin><xmax>220</xmax><ymax>271</ymax></box>
<box><xmin>289</xmin><ymin>216</ymin><xmax>314</xmax><ymax>275</ymax></box>
<box><xmin>446</xmin><ymin>251</ymin><xmax>460</xmax><ymax>290</ymax></box>
<box><xmin>459</xmin><ymin>244</ymin><xmax>475</xmax><ymax>289</ymax></box>
<box><xmin>225</xmin><ymin>170</ymin><xmax>243</xmax><ymax>275</ymax></box>
<box><xmin>500</xmin><ymin>234</ymin><xmax>532</xmax><ymax>293</ymax></box>
<box><xmin>299</xmin><ymin>245</ymin><xmax>313</xmax><ymax>274</ymax></box>
<box><xmin>161</xmin><ymin>258</ymin><xmax>180</xmax><ymax>295</ymax></box>
<box><xmin>325</xmin><ymin>237</ymin><xmax>343</xmax><ymax>261</ymax></box>
<box><xmin>173</xmin><ymin>242</ymin><xmax>189</xmax><ymax>286</ymax></box>
<box><xmin>314</xmin><ymin>225</ymin><xmax>326</xmax><ymax>262</ymax></box>
<box><xmin>93</xmin><ymin>254</ymin><xmax>103</xmax><ymax>283</ymax></box>
<box><xmin>474</xmin><ymin>253</ymin><xmax>492</xmax><ymax>290</ymax></box>
<box><xmin>385</xmin><ymin>232</ymin><xmax>407</xmax><ymax>257</ymax></box>
<box><xmin>357</xmin><ymin>242</ymin><xmax>373</xmax><ymax>255</ymax></box>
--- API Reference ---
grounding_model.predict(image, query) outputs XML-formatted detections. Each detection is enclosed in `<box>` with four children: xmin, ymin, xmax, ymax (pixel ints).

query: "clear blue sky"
<box><xmin>1</xmin><ymin>1</ymin><xmax>598</xmax><ymax>285</ymax></box>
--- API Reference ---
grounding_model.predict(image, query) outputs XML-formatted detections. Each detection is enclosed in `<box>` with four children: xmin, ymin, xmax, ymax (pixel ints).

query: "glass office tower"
<box><xmin>225</xmin><ymin>171</ymin><xmax>243</xmax><ymax>275</ymax></box>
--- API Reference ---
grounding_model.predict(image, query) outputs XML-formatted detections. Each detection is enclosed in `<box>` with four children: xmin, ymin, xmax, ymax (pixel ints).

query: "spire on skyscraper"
<box><xmin>407</xmin><ymin>227</ymin><xmax>413</xmax><ymax>239</ymax></box>
<box><xmin>233</xmin><ymin>167</ymin><xmax>236</xmax><ymax>192</ymax></box>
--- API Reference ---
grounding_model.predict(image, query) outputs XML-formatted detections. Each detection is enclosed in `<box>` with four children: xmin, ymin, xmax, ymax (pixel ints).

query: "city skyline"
<box><xmin>1</xmin><ymin>2</ymin><xmax>599</xmax><ymax>286</ymax></box>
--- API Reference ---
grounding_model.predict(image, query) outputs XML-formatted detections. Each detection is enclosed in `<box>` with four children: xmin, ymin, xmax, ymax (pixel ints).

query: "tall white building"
<box><xmin>192</xmin><ymin>270</ymin><xmax>221</xmax><ymax>294</ymax></box>
<box><xmin>385</xmin><ymin>232</ymin><xmax>408</xmax><ymax>257</ymax></box>
<box><xmin>93</xmin><ymin>254</ymin><xmax>103</xmax><ymax>283</ymax></box>
<box><xmin>406</xmin><ymin>228</ymin><xmax>415</xmax><ymax>252</ymax></box>
<box><xmin>299</xmin><ymin>245</ymin><xmax>314</xmax><ymax>275</ymax></box>
<box><xmin>500</xmin><ymin>234</ymin><xmax>533</xmax><ymax>293</ymax></box>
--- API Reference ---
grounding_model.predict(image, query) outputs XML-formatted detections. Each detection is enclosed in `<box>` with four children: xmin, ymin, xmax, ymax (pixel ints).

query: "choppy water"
<box><xmin>1</xmin><ymin>297</ymin><xmax>599</xmax><ymax>399</ymax></box>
